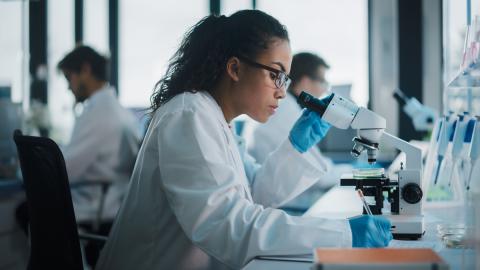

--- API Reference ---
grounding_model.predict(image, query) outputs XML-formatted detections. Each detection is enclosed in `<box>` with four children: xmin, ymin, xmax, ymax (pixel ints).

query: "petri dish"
<box><xmin>436</xmin><ymin>223</ymin><xmax>475</xmax><ymax>249</ymax></box>
<box><xmin>352</xmin><ymin>167</ymin><xmax>385</xmax><ymax>178</ymax></box>
<box><xmin>443</xmin><ymin>234</ymin><xmax>467</xmax><ymax>249</ymax></box>
<box><xmin>437</xmin><ymin>223</ymin><xmax>466</xmax><ymax>238</ymax></box>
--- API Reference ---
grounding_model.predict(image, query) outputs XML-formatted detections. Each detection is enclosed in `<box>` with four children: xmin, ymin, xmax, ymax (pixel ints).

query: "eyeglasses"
<box><xmin>237</xmin><ymin>56</ymin><xmax>291</xmax><ymax>90</ymax></box>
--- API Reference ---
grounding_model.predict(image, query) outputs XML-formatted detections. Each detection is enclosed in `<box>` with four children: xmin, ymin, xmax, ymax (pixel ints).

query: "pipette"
<box><xmin>448</xmin><ymin>113</ymin><xmax>470</xmax><ymax>186</ymax></box>
<box><xmin>466</xmin><ymin>116</ymin><xmax>480</xmax><ymax>190</ymax></box>
<box><xmin>357</xmin><ymin>189</ymin><xmax>373</xmax><ymax>216</ymax></box>
<box><xmin>432</xmin><ymin>114</ymin><xmax>456</xmax><ymax>185</ymax></box>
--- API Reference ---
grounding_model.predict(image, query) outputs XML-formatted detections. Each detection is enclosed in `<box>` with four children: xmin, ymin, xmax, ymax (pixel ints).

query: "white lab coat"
<box><xmin>245</xmin><ymin>93</ymin><xmax>352</xmax><ymax>194</ymax></box>
<box><xmin>96</xmin><ymin>91</ymin><xmax>352</xmax><ymax>270</ymax></box>
<box><xmin>64</xmin><ymin>85</ymin><xmax>141</xmax><ymax>222</ymax></box>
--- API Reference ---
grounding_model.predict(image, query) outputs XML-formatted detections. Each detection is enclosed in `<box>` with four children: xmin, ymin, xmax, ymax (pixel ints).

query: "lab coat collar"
<box><xmin>83</xmin><ymin>84</ymin><xmax>115</xmax><ymax>109</ymax></box>
<box><xmin>201</xmin><ymin>91</ymin><xmax>231</xmax><ymax>128</ymax></box>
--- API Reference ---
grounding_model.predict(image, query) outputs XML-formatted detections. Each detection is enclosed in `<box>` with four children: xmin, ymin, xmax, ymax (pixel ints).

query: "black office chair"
<box><xmin>13</xmin><ymin>130</ymin><xmax>106</xmax><ymax>270</ymax></box>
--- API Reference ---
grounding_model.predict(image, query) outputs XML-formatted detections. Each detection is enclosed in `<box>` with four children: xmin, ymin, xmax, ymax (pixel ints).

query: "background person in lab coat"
<box><xmin>57</xmin><ymin>46</ymin><xmax>141</xmax><ymax>226</ymax></box>
<box><xmin>245</xmin><ymin>52</ymin><xmax>353</xmax><ymax>210</ymax></box>
<box><xmin>96</xmin><ymin>10</ymin><xmax>392</xmax><ymax>270</ymax></box>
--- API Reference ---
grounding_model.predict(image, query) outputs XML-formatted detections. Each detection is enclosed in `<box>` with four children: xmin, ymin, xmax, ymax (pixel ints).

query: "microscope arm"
<box><xmin>381</xmin><ymin>132</ymin><xmax>423</xmax><ymax>171</ymax></box>
<box><xmin>298</xmin><ymin>91</ymin><xmax>387</xmax><ymax>163</ymax></box>
<box><xmin>351</xmin><ymin>108</ymin><xmax>386</xmax><ymax>144</ymax></box>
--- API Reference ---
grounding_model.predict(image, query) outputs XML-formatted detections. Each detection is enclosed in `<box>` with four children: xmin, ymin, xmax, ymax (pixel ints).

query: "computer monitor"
<box><xmin>330</xmin><ymin>84</ymin><xmax>352</xmax><ymax>100</ymax></box>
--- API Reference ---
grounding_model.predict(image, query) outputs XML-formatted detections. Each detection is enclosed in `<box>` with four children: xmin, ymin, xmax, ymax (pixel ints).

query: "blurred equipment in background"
<box><xmin>0</xmin><ymin>85</ymin><xmax>22</xmax><ymax>179</ymax></box>
<box><xmin>23</xmin><ymin>99</ymin><xmax>51</xmax><ymax>137</ymax></box>
<box><xmin>442</xmin><ymin>4</ymin><xmax>480</xmax><ymax>265</ymax></box>
<box><xmin>446</xmin><ymin>15</ymin><xmax>480</xmax><ymax>116</ymax></box>
<box><xmin>393</xmin><ymin>88</ymin><xmax>437</xmax><ymax>132</ymax></box>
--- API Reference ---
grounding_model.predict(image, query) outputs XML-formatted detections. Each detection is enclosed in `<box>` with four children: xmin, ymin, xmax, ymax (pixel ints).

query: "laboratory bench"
<box><xmin>243</xmin><ymin>186</ymin><xmax>477</xmax><ymax>270</ymax></box>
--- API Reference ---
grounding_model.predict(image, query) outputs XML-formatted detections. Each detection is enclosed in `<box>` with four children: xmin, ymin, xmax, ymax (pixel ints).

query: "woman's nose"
<box><xmin>275</xmin><ymin>88</ymin><xmax>286</xmax><ymax>99</ymax></box>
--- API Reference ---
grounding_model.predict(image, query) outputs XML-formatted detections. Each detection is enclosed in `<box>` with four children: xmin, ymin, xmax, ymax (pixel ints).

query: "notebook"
<box><xmin>313</xmin><ymin>248</ymin><xmax>448</xmax><ymax>270</ymax></box>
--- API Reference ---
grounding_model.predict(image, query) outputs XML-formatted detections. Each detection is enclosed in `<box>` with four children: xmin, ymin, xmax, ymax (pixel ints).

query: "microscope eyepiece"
<box><xmin>297</xmin><ymin>91</ymin><xmax>334</xmax><ymax>117</ymax></box>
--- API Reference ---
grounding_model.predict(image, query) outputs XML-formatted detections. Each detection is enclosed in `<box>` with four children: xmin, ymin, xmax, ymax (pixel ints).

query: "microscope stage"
<box><xmin>340</xmin><ymin>174</ymin><xmax>394</xmax><ymax>187</ymax></box>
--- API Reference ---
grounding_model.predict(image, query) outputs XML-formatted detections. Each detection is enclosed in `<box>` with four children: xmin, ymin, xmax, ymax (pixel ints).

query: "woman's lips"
<box><xmin>269</xmin><ymin>105</ymin><xmax>278</xmax><ymax>114</ymax></box>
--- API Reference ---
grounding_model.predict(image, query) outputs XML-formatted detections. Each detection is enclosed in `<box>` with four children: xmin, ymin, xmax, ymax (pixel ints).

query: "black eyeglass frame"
<box><xmin>237</xmin><ymin>55</ymin><xmax>291</xmax><ymax>90</ymax></box>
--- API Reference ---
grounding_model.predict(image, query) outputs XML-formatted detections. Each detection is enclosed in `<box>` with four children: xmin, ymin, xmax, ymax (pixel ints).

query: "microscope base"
<box><xmin>384</xmin><ymin>214</ymin><xmax>425</xmax><ymax>240</ymax></box>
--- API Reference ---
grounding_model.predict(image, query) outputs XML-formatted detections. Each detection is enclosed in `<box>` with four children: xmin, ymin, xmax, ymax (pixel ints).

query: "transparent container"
<box><xmin>446</xmin><ymin>16</ymin><xmax>480</xmax><ymax>116</ymax></box>
<box><xmin>445</xmin><ymin>87</ymin><xmax>480</xmax><ymax>116</ymax></box>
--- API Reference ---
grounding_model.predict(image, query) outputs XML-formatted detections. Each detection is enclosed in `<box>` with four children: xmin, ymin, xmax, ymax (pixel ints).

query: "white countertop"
<box><xmin>243</xmin><ymin>186</ymin><xmax>477</xmax><ymax>270</ymax></box>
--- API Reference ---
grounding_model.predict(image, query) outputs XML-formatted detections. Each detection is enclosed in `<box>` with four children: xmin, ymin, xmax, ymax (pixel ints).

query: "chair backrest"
<box><xmin>13</xmin><ymin>130</ymin><xmax>83</xmax><ymax>270</ymax></box>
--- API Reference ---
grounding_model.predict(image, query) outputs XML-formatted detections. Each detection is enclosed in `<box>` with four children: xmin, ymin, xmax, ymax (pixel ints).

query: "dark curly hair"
<box><xmin>150</xmin><ymin>10</ymin><xmax>289</xmax><ymax>112</ymax></box>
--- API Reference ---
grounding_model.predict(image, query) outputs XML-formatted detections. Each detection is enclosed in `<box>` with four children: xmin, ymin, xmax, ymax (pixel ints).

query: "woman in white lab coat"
<box><xmin>96</xmin><ymin>10</ymin><xmax>392</xmax><ymax>270</ymax></box>
<box><xmin>245</xmin><ymin>52</ymin><xmax>353</xmax><ymax>209</ymax></box>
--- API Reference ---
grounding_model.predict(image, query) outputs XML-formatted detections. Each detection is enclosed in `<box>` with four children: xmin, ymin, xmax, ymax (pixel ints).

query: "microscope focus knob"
<box><xmin>402</xmin><ymin>183</ymin><xmax>423</xmax><ymax>204</ymax></box>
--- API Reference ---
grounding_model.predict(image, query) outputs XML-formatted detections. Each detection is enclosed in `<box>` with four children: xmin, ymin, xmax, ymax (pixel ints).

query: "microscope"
<box><xmin>298</xmin><ymin>91</ymin><xmax>425</xmax><ymax>240</ymax></box>
<box><xmin>393</xmin><ymin>88</ymin><xmax>437</xmax><ymax>132</ymax></box>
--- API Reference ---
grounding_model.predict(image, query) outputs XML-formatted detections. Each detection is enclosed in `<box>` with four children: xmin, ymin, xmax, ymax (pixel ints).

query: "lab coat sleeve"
<box><xmin>157</xmin><ymin>109</ymin><xmax>351</xmax><ymax>269</ymax></box>
<box><xmin>309</xmin><ymin>148</ymin><xmax>353</xmax><ymax>189</ymax></box>
<box><xmin>63</xmin><ymin>111</ymin><xmax>108</xmax><ymax>182</ymax></box>
<box><xmin>247</xmin><ymin>126</ymin><xmax>285</xmax><ymax>164</ymax></box>
<box><xmin>248</xmin><ymin>139</ymin><xmax>329</xmax><ymax>208</ymax></box>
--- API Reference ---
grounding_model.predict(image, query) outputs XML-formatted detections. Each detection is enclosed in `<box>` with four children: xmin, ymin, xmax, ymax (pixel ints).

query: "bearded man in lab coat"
<box><xmin>57</xmin><ymin>46</ymin><xmax>141</xmax><ymax>224</ymax></box>
<box><xmin>246</xmin><ymin>52</ymin><xmax>352</xmax><ymax>209</ymax></box>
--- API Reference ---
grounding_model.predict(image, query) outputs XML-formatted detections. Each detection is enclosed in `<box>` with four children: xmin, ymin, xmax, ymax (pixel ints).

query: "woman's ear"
<box><xmin>226</xmin><ymin>57</ymin><xmax>241</xmax><ymax>82</ymax></box>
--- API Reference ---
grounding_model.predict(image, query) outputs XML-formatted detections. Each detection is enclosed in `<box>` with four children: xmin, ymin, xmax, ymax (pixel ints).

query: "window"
<box><xmin>0</xmin><ymin>1</ymin><xmax>27</xmax><ymax>103</ymax></box>
<box><xmin>84</xmin><ymin>0</ymin><xmax>109</xmax><ymax>54</ymax></box>
<box><xmin>222</xmin><ymin>0</ymin><xmax>252</xmax><ymax>15</ymax></box>
<box><xmin>257</xmin><ymin>0</ymin><xmax>369</xmax><ymax>106</ymax></box>
<box><xmin>48</xmin><ymin>0</ymin><xmax>75</xmax><ymax>144</ymax></box>
<box><xmin>119</xmin><ymin>0</ymin><xmax>208</xmax><ymax>108</ymax></box>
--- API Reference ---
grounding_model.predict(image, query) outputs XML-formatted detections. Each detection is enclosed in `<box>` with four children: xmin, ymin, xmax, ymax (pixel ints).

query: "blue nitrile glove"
<box><xmin>348</xmin><ymin>215</ymin><xmax>393</xmax><ymax>248</ymax></box>
<box><xmin>289</xmin><ymin>109</ymin><xmax>331</xmax><ymax>153</ymax></box>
